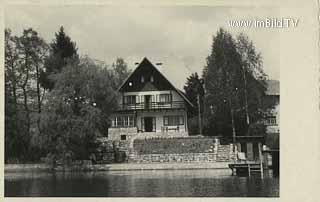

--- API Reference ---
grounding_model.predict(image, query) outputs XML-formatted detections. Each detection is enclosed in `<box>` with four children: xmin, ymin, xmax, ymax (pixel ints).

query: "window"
<box><xmin>163</xmin><ymin>116</ymin><xmax>184</xmax><ymax>126</ymax></box>
<box><xmin>159</xmin><ymin>94</ymin><xmax>171</xmax><ymax>103</ymax></box>
<box><xmin>128</xmin><ymin>82</ymin><xmax>133</xmax><ymax>86</ymax></box>
<box><xmin>124</xmin><ymin>95</ymin><xmax>136</xmax><ymax>105</ymax></box>
<box><xmin>141</xmin><ymin>76</ymin><xmax>145</xmax><ymax>83</ymax></box>
<box><xmin>265</xmin><ymin>116</ymin><xmax>277</xmax><ymax>126</ymax></box>
<box><xmin>112</xmin><ymin>116</ymin><xmax>135</xmax><ymax>127</ymax></box>
<box><xmin>150</xmin><ymin>75</ymin><xmax>154</xmax><ymax>82</ymax></box>
<box><xmin>121</xmin><ymin>135</ymin><xmax>127</xmax><ymax>140</ymax></box>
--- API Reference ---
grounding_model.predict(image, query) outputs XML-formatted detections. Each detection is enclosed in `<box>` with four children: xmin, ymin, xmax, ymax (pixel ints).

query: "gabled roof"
<box><xmin>118</xmin><ymin>57</ymin><xmax>194</xmax><ymax>107</ymax></box>
<box><xmin>266</xmin><ymin>80</ymin><xmax>280</xmax><ymax>96</ymax></box>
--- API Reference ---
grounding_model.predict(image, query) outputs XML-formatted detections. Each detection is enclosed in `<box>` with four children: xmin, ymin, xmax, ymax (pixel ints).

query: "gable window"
<box><xmin>128</xmin><ymin>82</ymin><xmax>133</xmax><ymax>86</ymax></box>
<box><xmin>141</xmin><ymin>76</ymin><xmax>145</xmax><ymax>83</ymax></box>
<box><xmin>150</xmin><ymin>75</ymin><xmax>154</xmax><ymax>82</ymax></box>
<box><xmin>159</xmin><ymin>94</ymin><xmax>171</xmax><ymax>103</ymax></box>
<box><xmin>163</xmin><ymin>116</ymin><xmax>184</xmax><ymax>126</ymax></box>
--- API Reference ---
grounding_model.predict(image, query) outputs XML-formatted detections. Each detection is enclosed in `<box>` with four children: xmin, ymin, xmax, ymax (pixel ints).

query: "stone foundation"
<box><xmin>95</xmin><ymin>136</ymin><xmax>237</xmax><ymax>164</ymax></box>
<box><xmin>129</xmin><ymin>152</ymin><xmax>218</xmax><ymax>163</ymax></box>
<box><xmin>108</xmin><ymin>127</ymin><xmax>188</xmax><ymax>141</ymax></box>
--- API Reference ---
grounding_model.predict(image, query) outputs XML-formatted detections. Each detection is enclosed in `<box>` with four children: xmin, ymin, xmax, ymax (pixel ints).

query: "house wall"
<box><xmin>266</xmin><ymin>96</ymin><xmax>280</xmax><ymax>134</ymax></box>
<box><xmin>108</xmin><ymin>109</ymin><xmax>188</xmax><ymax>141</ymax></box>
<box><xmin>136</xmin><ymin>110</ymin><xmax>187</xmax><ymax>133</ymax></box>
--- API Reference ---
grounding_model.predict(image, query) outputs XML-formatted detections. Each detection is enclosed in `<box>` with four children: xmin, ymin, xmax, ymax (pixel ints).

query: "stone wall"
<box><xmin>128</xmin><ymin>145</ymin><xmax>235</xmax><ymax>163</ymax></box>
<box><xmin>129</xmin><ymin>137</ymin><xmax>237</xmax><ymax>163</ymax></box>
<box><xmin>95</xmin><ymin>136</ymin><xmax>237</xmax><ymax>164</ymax></box>
<box><xmin>108</xmin><ymin>127</ymin><xmax>188</xmax><ymax>141</ymax></box>
<box><xmin>129</xmin><ymin>153</ymin><xmax>217</xmax><ymax>163</ymax></box>
<box><xmin>108</xmin><ymin>127</ymin><xmax>138</xmax><ymax>140</ymax></box>
<box><xmin>133</xmin><ymin>137</ymin><xmax>217</xmax><ymax>154</ymax></box>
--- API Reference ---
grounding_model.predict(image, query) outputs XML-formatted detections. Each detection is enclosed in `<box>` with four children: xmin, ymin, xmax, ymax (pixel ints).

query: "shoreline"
<box><xmin>5</xmin><ymin>162</ymin><xmax>230</xmax><ymax>173</ymax></box>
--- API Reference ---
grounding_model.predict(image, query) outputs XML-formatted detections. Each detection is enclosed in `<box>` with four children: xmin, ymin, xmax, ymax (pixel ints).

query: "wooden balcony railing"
<box><xmin>117</xmin><ymin>101</ymin><xmax>186</xmax><ymax>111</ymax></box>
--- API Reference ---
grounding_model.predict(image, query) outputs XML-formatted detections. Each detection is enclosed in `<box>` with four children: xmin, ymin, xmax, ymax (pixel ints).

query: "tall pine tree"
<box><xmin>40</xmin><ymin>26</ymin><xmax>78</xmax><ymax>90</ymax></box>
<box><xmin>203</xmin><ymin>28</ymin><xmax>267</xmax><ymax>139</ymax></box>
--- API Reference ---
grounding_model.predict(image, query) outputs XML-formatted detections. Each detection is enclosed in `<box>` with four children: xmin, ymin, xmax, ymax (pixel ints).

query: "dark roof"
<box><xmin>266</xmin><ymin>80</ymin><xmax>279</xmax><ymax>95</ymax></box>
<box><xmin>118</xmin><ymin>57</ymin><xmax>194</xmax><ymax>107</ymax></box>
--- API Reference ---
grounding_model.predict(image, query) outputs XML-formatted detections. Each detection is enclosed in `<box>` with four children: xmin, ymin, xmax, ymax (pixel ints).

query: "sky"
<box><xmin>5</xmin><ymin>5</ymin><xmax>280</xmax><ymax>90</ymax></box>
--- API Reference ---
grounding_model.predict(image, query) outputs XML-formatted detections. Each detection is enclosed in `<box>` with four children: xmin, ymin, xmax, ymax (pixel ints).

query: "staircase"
<box><xmin>216</xmin><ymin>144</ymin><xmax>232</xmax><ymax>162</ymax></box>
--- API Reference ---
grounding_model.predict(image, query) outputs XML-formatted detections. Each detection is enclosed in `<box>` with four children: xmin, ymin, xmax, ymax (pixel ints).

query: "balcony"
<box><xmin>116</xmin><ymin>101</ymin><xmax>186</xmax><ymax>111</ymax></box>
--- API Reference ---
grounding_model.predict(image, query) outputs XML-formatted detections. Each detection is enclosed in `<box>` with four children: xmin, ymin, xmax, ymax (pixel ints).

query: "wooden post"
<box><xmin>248</xmin><ymin>164</ymin><xmax>251</xmax><ymax>177</ymax></box>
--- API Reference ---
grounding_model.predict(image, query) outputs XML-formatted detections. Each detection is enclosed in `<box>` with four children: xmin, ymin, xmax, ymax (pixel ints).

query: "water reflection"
<box><xmin>5</xmin><ymin>169</ymin><xmax>279</xmax><ymax>197</ymax></box>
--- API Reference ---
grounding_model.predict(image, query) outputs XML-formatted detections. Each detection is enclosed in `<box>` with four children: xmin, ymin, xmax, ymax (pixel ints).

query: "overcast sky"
<box><xmin>5</xmin><ymin>5</ymin><xmax>280</xmax><ymax>90</ymax></box>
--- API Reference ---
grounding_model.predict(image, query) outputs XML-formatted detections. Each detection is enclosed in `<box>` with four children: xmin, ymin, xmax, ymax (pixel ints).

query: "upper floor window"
<box><xmin>141</xmin><ymin>76</ymin><xmax>145</xmax><ymax>83</ymax></box>
<box><xmin>124</xmin><ymin>95</ymin><xmax>136</xmax><ymax>105</ymax></box>
<box><xmin>265</xmin><ymin>116</ymin><xmax>277</xmax><ymax>126</ymax></box>
<box><xmin>150</xmin><ymin>75</ymin><xmax>154</xmax><ymax>82</ymax></box>
<box><xmin>159</xmin><ymin>94</ymin><xmax>171</xmax><ymax>103</ymax></box>
<box><xmin>128</xmin><ymin>81</ymin><xmax>133</xmax><ymax>86</ymax></box>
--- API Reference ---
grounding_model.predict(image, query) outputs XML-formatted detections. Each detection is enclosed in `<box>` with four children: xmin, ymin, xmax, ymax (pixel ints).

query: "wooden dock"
<box><xmin>229</xmin><ymin>162</ymin><xmax>264</xmax><ymax>177</ymax></box>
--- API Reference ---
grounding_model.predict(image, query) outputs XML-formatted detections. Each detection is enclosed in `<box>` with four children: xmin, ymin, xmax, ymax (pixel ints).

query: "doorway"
<box><xmin>143</xmin><ymin>117</ymin><xmax>155</xmax><ymax>132</ymax></box>
<box><xmin>145</xmin><ymin>95</ymin><xmax>151</xmax><ymax>109</ymax></box>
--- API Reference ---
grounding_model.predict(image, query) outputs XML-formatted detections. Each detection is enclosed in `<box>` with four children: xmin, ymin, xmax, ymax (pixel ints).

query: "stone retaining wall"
<box><xmin>94</xmin><ymin>136</ymin><xmax>237</xmax><ymax>164</ymax></box>
<box><xmin>108</xmin><ymin>127</ymin><xmax>138</xmax><ymax>140</ymax></box>
<box><xmin>129</xmin><ymin>143</ymin><xmax>236</xmax><ymax>163</ymax></box>
<box><xmin>129</xmin><ymin>152</ymin><xmax>218</xmax><ymax>163</ymax></box>
<box><xmin>108</xmin><ymin>128</ymin><xmax>188</xmax><ymax>141</ymax></box>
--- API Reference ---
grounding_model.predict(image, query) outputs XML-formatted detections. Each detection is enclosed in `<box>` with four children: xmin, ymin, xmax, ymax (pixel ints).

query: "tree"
<box><xmin>110</xmin><ymin>58</ymin><xmax>131</xmax><ymax>89</ymax></box>
<box><xmin>5</xmin><ymin>28</ymin><xmax>49</xmax><ymax>162</ymax></box>
<box><xmin>5</xmin><ymin>29</ymin><xmax>28</xmax><ymax>161</ymax></box>
<box><xmin>41</xmin><ymin>57</ymin><xmax>118</xmax><ymax>161</ymax></box>
<box><xmin>236</xmin><ymin>33</ymin><xmax>267</xmax><ymax>125</ymax></box>
<box><xmin>183</xmin><ymin>72</ymin><xmax>204</xmax><ymax>135</ymax></box>
<box><xmin>203</xmin><ymin>28</ymin><xmax>267</xmax><ymax>140</ymax></box>
<box><xmin>40</xmin><ymin>26</ymin><xmax>78</xmax><ymax>90</ymax></box>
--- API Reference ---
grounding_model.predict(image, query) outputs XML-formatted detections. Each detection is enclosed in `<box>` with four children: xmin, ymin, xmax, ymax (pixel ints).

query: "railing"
<box><xmin>117</xmin><ymin>101</ymin><xmax>186</xmax><ymax>111</ymax></box>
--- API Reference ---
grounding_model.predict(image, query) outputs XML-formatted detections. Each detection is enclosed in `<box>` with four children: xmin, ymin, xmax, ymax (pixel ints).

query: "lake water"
<box><xmin>5</xmin><ymin>169</ymin><xmax>279</xmax><ymax>197</ymax></box>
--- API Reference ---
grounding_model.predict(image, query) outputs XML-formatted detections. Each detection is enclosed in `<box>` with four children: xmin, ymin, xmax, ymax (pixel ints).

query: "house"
<box><xmin>235</xmin><ymin>80</ymin><xmax>280</xmax><ymax>163</ymax></box>
<box><xmin>108</xmin><ymin>57</ymin><xmax>194</xmax><ymax>141</ymax></box>
<box><xmin>264</xmin><ymin>80</ymin><xmax>280</xmax><ymax>135</ymax></box>
<box><xmin>263</xmin><ymin>80</ymin><xmax>279</xmax><ymax>175</ymax></box>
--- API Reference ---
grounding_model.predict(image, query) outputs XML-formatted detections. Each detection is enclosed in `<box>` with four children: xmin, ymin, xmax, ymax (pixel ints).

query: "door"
<box><xmin>144</xmin><ymin>117</ymin><xmax>155</xmax><ymax>132</ymax></box>
<box><xmin>145</xmin><ymin>95</ymin><xmax>151</xmax><ymax>109</ymax></box>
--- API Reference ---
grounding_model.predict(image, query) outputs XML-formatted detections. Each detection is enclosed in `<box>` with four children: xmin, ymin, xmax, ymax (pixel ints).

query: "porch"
<box><xmin>116</xmin><ymin>101</ymin><xmax>186</xmax><ymax>111</ymax></box>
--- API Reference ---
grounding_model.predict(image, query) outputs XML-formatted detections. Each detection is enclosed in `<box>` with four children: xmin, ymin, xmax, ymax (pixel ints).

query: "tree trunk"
<box><xmin>242</xmin><ymin>67</ymin><xmax>250</xmax><ymax>125</ymax></box>
<box><xmin>229</xmin><ymin>96</ymin><xmax>237</xmax><ymax>143</ymax></box>
<box><xmin>36</xmin><ymin>64</ymin><xmax>41</xmax><ymax>113</ymax></box>
<box><xmin>21</xmin><ymin>52</ymin><xmax>31</xmax><ymax>156</ymax></box>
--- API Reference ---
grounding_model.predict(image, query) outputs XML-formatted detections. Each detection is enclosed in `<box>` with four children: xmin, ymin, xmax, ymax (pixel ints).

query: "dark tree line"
<box><xmin>184</xmin><ymin>28</ymin><xmax>268</xmax><ymax>138</ymax></box>
<box><xmin>5</xmin><ymin>26</ymin><xmax>131</xmax><ymax>163</ymax></box>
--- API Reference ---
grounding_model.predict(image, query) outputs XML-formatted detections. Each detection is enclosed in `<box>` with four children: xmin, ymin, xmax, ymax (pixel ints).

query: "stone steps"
<box><xmin>216</xmin><ymin>145</ymin><xmax>231</xmax><ymax>162</ymax></box>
